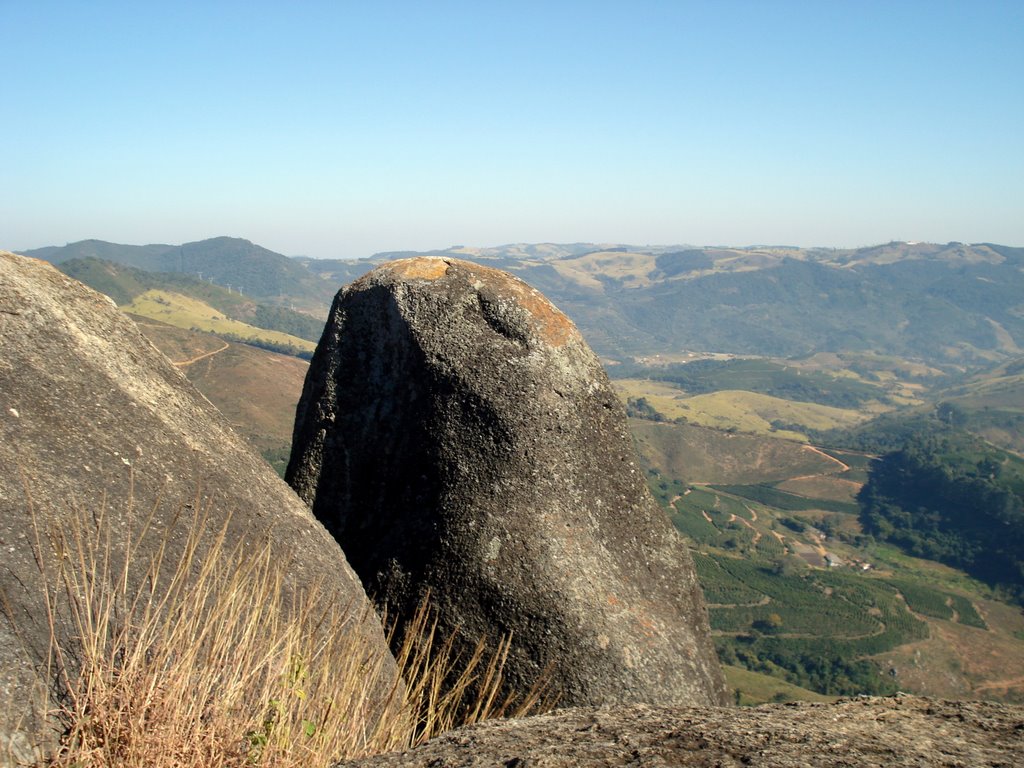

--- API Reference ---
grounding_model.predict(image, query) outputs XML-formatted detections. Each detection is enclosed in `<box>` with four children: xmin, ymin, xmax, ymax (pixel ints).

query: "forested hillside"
<box><xmin>859</xmin><ymin>434</ymin><xmax>1024</xmax><ymax>601</ymax></box>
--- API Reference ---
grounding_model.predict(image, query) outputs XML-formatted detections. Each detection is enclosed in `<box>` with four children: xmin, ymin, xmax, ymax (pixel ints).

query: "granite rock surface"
<box><xmin>341</xmin><ymin>695</ymin><xmax>1024</xmax><ymax>768</ymax></box>
<box><xmin>0</xmin><ymin>252</ymin><xmax>395</xmax><ymax>764</ymax></box>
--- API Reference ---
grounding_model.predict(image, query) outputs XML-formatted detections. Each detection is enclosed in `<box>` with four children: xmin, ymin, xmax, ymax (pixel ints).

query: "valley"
<box><xmin>621</xmin><ymin>358</ymin><xmax>1024</xmax><ymax>704</ymax></box>
<box><xmin>24</xmin><ymin>236</ymin><xmax>1024</xmax><ymax>707</ymax></box>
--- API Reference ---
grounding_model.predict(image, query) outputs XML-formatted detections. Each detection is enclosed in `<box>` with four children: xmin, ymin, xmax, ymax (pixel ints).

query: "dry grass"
<box><xmin>123</xmin><ymin>290</ymin><xmax>316</xmax><ymax>352</ymax></box>
<box><xmin>614</xmin><ymin>380</ymin><xmax>868</xmax><ymax>439</ymax></box>
<box><xmin>31</xmin><ymin>494</ymin><xmax>551</xmax><ymax>767</ymax></box>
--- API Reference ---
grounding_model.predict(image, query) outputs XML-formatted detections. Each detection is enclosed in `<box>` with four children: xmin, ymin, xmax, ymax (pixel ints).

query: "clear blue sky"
<box><xmin>3</xmin><ymin>1</ymin><xmax>1022</xmax><ymax>258</ymax></box>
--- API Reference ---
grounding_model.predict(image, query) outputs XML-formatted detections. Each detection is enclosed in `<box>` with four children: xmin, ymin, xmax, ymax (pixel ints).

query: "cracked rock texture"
<box><xmin>342</xmin><ymin>695</ymin><xmax>1024</xmax><ymax>767</ymax></box>
<box><xmin>287</xmin><ymin>257</ymin><xmax>728</xmax><ymax>708</ymax></box>
<box><xmin>0</xmin><ymin>252</ymin><xmax>394</xmax><ymax>765</ymax></box>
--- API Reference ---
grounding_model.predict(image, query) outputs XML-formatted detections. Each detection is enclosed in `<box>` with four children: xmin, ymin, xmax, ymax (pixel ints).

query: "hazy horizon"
<box><xmin>3</xmin><ymin>2</ymin><xmax>1021</xmax><ymax>259</ymax></box>
<box><xmin>16</xmin><ymin>234</ymin><xmax>1022</xmax><ymax>263</ymax></box>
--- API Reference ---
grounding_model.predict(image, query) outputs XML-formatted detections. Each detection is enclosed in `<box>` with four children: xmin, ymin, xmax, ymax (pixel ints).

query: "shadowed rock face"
<box><xmin>287</xmin><ymin>257</ymin><xmax>728</xmax><ymax>708</ymax></box>
<box><xmin>0</xmin><ymin>252</ymin><xmax>395</xmax><ymax>764</ymax></box>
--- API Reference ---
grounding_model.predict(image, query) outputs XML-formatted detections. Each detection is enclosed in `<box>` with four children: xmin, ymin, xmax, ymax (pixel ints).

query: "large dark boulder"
<box><xmin>287</xmin><ymin>257</ymin><xmax>728</xmax><ymax>708</ymax></box>
<box><xmin>0</xmin><ymin>252</ymin><xmax>395</xmax><ymax>764</ymax></box>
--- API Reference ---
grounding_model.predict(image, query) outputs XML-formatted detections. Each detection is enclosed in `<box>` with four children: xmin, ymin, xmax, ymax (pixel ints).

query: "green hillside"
<box><xmin>930</xmin><ymin>357</ymin><xmax>1024</xmax><ymax>454</ymax></box>
<box><xmin>58</xmin><ymin>257</ymin><xmax>325</xmax><ymax>344</ymax></box>
<box><xmin>638</xmin><ymin>458</ymin><xmax>1024</xmax><ymax>704</ymax></box>
<box><xmin>722</xmin><ymin>665</ymin><xmax>834</xmax><ymax>706</ymax></box>
<box><xmin>627</xmin><ymin>382</ymin><xmax>1024</xmax><ymax>704</ymax></box>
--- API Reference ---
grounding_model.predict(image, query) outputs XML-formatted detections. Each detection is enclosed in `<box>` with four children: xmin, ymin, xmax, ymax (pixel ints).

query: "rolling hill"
<box><xmin>57</xmin><ymin>257</ymin><xmax>325</xmax><ymax>350</ymax></box>
<box><xmin>306</xmin><ymin>240</ymin><xmax>1024</xmax><ymax>370</ymax></box>
<box><xmin>123</xmin><ymin>290</ymin><xmax>316</xmax><ymax>354</ymax></box>
<box><xmin>23</xmin><ymin>236</ymin><xmax>337</xmax><ymax>310</ymax></box>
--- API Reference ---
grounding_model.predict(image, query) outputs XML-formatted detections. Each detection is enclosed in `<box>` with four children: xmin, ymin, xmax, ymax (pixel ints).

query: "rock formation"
<box><xmin>339</xmin><ymin>695</ymin><xmax>1024</xmax><ymax>767</ymax></box>
<box><xmin>0</xmin><ymin>252</ymin><xmax>395</xmax><ymax>764</ymax></box>
<box><xmin>287</xmin><ymin>257</ymin><xmax>728</xmax><ymax>708</ymax></box>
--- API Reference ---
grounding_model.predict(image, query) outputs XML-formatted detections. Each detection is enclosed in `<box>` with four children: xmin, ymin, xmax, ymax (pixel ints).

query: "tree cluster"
<box><xmin>859</xmin><ymin>436</ymin><xmax>1024</xmax><ymax>602</ymax></box>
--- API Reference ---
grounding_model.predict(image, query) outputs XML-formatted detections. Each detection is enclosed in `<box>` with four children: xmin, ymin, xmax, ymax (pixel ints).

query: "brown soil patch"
<box><xmin>137</xmin><ymin>323</ymin><xmax>308</xmax><ymax>453</ymax></box>
<box><xmin>872</xmin><ymin>599</ymin><xmax>1024</xmax><ymax>702</ymax></box>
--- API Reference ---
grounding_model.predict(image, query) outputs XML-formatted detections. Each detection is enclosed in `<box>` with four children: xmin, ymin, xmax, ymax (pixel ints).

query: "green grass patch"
<box><xmin>723</xmin><ymin>664</ymin><xmax>835</xmax><ymax>706</ymax></box>
<box><xmin>712</xmin><ymin>484</ymin><xmax>859</xmax><ymax>514</ymax></box>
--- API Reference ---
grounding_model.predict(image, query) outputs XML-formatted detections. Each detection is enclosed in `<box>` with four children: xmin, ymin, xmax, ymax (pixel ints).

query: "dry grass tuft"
<box><xmin>31</xmin><ymin>493</ymin><xmax>552</xmax><ymax>767</ymax></box>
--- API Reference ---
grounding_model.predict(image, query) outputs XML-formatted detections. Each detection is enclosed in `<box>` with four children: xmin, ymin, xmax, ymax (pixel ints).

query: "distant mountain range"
<box><xmin>20</xmin><ymin>237</ymin><xmax>1024</xmax><ymax>371</ymax></box>
<box><xmin>22</xmin><ymin>237</ymin><xmax>337</xmax><ymax>311</ymax></box>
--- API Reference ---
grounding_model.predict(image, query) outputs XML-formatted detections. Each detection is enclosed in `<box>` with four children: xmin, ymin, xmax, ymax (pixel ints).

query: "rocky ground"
<box><xmin>342</xmin><ymin>695</ymin><xmax>1024</xmax><ymax>767</ymax></box>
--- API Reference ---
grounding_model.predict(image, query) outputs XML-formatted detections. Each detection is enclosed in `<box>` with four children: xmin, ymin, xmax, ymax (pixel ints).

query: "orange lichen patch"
<box><xmin>387</xmin><ymin>257</ymin><xmax>451</xmax><ymax>281</ymax></box>
<box><xmin>468</xmin><ymin>261</ymin><xmax>576</xmax><ymax>346</ymax></box>
<box><xmin>511</xmin><ymin>283</ymin><xmax>575</xmax><ymax>346</ymax></box>
<box><xmin>633</xmin><ymin>612</ymin><xmax>660</xmax><ymax>640</ymax></box>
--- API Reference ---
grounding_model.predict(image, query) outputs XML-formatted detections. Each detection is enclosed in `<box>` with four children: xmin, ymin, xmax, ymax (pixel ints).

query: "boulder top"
<box><xmin>352</xmin><ymin>257</ymin><xmax>576</xmax><ymax>347</ymax></box>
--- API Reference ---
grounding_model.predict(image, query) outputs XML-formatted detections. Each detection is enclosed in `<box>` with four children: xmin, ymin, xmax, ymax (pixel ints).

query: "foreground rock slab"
<box><xmin>288</xmin><ymin>257</ymin><xmax>727</xmax><ymax>708</ymax></box>
<box><xmin>342</xmin><ymin>695</ymin><xmax>1024</xmax><ymax>768</ymax></box>
<box><xmin>0</xmin><ymin>252</ymin><xmax>394</xmax><ymax>764</ymax></box>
